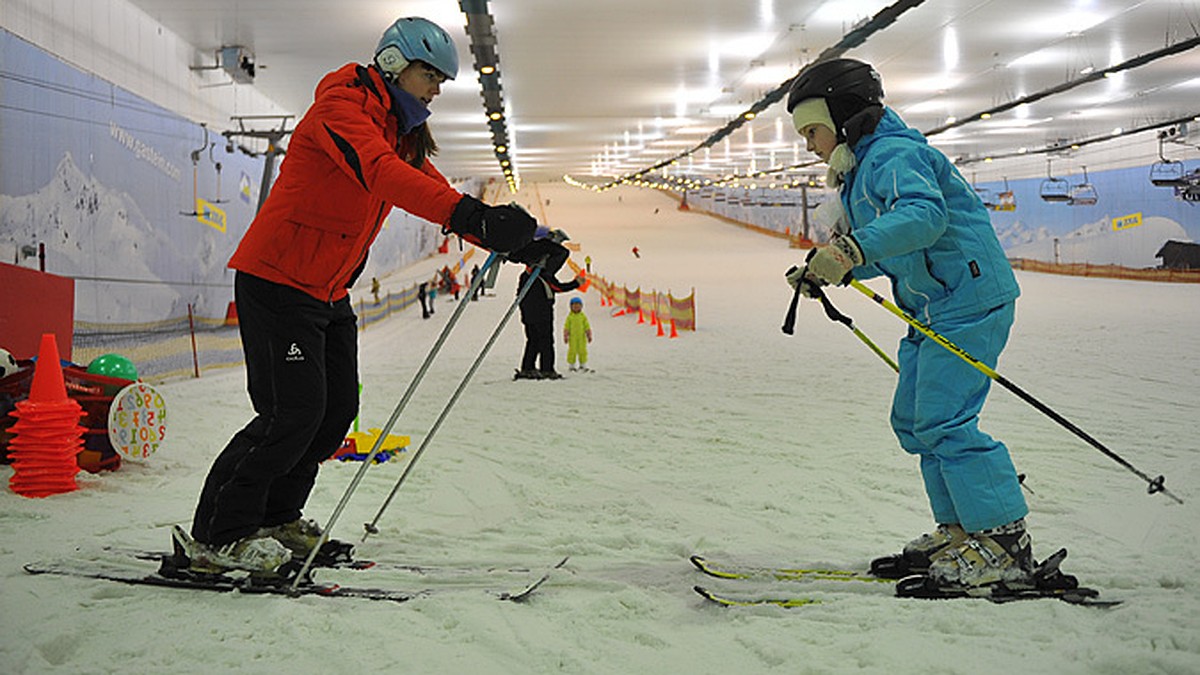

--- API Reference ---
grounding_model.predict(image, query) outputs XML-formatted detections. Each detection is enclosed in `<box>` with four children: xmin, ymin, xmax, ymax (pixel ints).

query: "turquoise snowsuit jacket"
<box><xmin>843</xmin><ymin>108</ymin><xmax>1019</xmax><ymax>325</ymax></box>
<box><xmin>841</xmin><ymin>108</ymin><xmax>1028</xmax><ymax>531</ymax></box>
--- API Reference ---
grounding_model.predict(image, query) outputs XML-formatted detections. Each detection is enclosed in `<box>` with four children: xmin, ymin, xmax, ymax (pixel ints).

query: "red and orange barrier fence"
<box><xmin>568</xmin><ymin>260</ymin><xmax>695</xmax><ymax>337</ymax></box>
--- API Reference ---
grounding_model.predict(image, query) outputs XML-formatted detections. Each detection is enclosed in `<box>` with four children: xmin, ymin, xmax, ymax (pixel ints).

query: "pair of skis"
<box><xmin>690</xmin><ymin>549</ymin><xmax>1120</xmax><ymax>608</ymax></box>
<box><xmin>24</xmin><ymin>548</ymin><xmax>571</xmax><ymax>605</ymax></box>
<box><xmin>24</xmin><ymin>548</ymin><xmax>1117</xmax><ymax>608</ymax></box>
<box><xmin>23</xmin><ymin>245</ymin><xmax>578</xmax><ymax>605</ymax></box>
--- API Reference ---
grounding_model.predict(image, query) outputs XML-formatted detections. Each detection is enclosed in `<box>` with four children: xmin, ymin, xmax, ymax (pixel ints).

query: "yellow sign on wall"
<box><xmin>1112</xmin><ymin>212</ymin><xmax>1142</xmax><ymax>231</ymax></box>
<box><xmin>197</xmin><ymin>198</ymin><xmax>227</xmax><ymax>232</ymax></box>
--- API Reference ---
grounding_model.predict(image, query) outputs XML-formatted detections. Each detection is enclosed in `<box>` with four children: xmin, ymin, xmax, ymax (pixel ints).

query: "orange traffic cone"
<box><xmin>656</xmin><ymin>315</ymin><xmax>665</xmax><ymax>337</ymax></box>
<box><xmin>669</xmin><ymin>319</ymin><xmax>679</xmax><ymax>339</ymax></box>
<box><xmin>637</xmin><ymin>308</ymin><xmax>645</xmax><ymax>324</ymax></box>
<box><xmin>8</xmin><ymin>334</ymin><xmax>85</xmax><ymax>497</ymax></box>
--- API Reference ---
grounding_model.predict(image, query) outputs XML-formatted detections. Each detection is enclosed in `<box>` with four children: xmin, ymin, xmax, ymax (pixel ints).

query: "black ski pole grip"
<box><xmin>782</xmin><ymin>266</ymin><xmax>802</xmax><ymax>335</ymax></box>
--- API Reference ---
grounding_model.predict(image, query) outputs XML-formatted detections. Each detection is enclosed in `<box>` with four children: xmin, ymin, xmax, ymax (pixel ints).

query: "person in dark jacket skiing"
<box><xmin>182</xmin><ymin>17</ymin><xmax>568</xmax><ymax>575</ymax></box>
<box><xmin>785</xmin><ymin>58</ymin><xmax>1033</xmax><ymax>592</ymax></box>
<box><xmin>515</xmin><ymin>266</ymin><xmax>583</xmax><ymax>380</ymax></box>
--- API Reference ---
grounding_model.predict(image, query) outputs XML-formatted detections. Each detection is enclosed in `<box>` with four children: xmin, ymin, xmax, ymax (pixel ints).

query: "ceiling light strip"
<box><xmin>592</xmin><ymin>0</ymin><xmax>927</xmax><ymax>190</ymax></box>
<box><xmin>460</xmin><ymin>0</ymin><xmax>518</xmax><ymax>191</ymax></box>
<box><xmin>955</xmin><ymin>112</ymin><xmax>1200</xmax><ymax>166</ymax></box>
<box><xmin>924</xmin><ymin>35</ymin><xmax>1200</xmax><ymax>138</ymax></box>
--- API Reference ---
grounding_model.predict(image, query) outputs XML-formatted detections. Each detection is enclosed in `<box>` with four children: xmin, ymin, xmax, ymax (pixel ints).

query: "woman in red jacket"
<box><xmin>179</xmin><ymin>17</ymin><xmax>561</xmax><ymax>575</ymax></box>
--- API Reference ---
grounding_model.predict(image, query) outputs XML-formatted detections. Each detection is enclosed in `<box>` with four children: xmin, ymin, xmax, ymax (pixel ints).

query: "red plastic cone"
<box><xmin>669</xmin><ymin>319</ymin><xmax>679</xmax><ymax>339</ymax></box>
<box><xmin>29</xmin><ymin>334</ymin><xmax>68</xmax><ymax>404</ymax></box>
<box><xmin>656</xmin><ymin>316</ymin><xmax>665</xmax><ymax>337</ymax></box>
<box><xmin>8</xmin><ymin>333</ymin><xmax>84</xmax><ymax>498</ymax></box>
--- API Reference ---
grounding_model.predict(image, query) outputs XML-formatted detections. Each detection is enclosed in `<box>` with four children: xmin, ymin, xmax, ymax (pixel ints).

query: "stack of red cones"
<box><xmin>8</xmin><ymin>334</ymin><xmax>86</xmax><ymax>497</ymax></box>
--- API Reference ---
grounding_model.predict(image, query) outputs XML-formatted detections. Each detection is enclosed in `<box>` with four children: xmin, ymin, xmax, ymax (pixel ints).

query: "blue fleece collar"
<box><xmin>381</xmin><ymin>76</ymin><xmax>431</xmax><ymax>134</ymax></box>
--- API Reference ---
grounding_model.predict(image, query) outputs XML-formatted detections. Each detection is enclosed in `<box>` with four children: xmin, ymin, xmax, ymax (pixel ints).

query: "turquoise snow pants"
<box><xmin>889</xmin><ymin>302</ymin><xmax>1028</xmax><ymax>532</ymax></box>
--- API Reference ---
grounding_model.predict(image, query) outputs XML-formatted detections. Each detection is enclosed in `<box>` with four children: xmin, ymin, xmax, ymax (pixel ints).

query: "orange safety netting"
<box><xmin>569</xmin><ymin>260</ymin><xmax>696</xmax><ymax>334</ymax></box>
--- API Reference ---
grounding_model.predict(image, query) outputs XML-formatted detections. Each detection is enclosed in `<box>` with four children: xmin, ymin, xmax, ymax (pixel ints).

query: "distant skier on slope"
<box><xmin>785</xmin><ymin>58</ymin><xmax>1036</xmax><ymax>592</ymax></box>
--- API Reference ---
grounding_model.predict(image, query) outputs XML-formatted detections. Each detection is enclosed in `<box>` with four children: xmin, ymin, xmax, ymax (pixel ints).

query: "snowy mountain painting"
<box><xmin>1000</xmin><ymin>214</ymin><xmax>1188</xmax><ymax>268</ymax></box>
<box><xmin>978</xmin><ymin>164</ymin><xmax>1199</xmax><ymax>268</ymax></box>
<box><xmin>0</xmin><ymin>153</ymin><xmax>200</xmax><ymax>323</ymax></box>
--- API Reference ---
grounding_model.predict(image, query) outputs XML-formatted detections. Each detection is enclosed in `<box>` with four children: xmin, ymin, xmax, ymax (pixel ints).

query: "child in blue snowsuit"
<box><xmin>786</xmin><ymin>59</ymin><xmax>1032</xmax><ymax>590</ymax></box>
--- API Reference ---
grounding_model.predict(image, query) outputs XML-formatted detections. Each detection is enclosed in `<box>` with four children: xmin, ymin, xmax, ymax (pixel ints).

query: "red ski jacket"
<box><xmin>229</xmin><ymin>63</ymin><xmax>464</xmax><ymax>302</ymax></box>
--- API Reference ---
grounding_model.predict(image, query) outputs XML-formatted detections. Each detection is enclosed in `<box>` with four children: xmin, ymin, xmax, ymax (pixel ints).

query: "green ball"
<box><xmin>86</xmin><ymin>353</ymin><xmax>139</xmax><ymax>381</ymax></box>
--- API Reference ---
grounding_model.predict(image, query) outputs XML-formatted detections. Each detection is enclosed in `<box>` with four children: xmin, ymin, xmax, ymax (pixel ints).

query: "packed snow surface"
<box><xmin>3</xmin><ymin>183</ymin><xmax>1198</xmax><ymax>674</ymax></box>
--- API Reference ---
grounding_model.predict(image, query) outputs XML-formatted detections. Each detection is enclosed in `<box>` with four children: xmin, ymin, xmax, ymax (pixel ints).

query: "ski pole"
<box><xmin>289</xmin><ymin>251</ymin><xmax>500</xmax><ymax>592</ymax></box>
<box><xmin>782</xmin><ymin>265</ymin><xmax>897</xmax><ymax>372</ymax></box>
<box><xmin>790</xmin><ymin>269</ymin><xmax>1043</xmax><ymax>493</ymax></box>
<box><xmin>847</xmin><ymin>277</ymin><xmax>1184</xmax><ymax>505</ymax></box>
<box><xmin>811</xmin><ymin>283</ymin><xmax>899</xmax><ymax>373</ymax></box>
<box><xmin>361</xmin><ymin>263</ymin><xmax>546</xmax><ymax>540</ymax></box>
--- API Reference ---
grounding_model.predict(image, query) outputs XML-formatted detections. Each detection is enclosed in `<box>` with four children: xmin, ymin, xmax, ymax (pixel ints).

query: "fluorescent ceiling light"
<box><xmin>812</xmin><ymin>0</ymin><xmax>891</xmax><ymax>25</ymax></box>
<box><xmin>717</xmin><ymin>33</ymin><xmax>776</xmax><ymax>59</ymax></box>
<box><xmin>707</xmin><ymin>103</ymin><xmax>754</xmax><ymax>117</ymax></box>
<box><xmin>943</xmin><ymin>28</ymin><xmax>959</xmax><ymax>71</ymax></box>
<box><xmin>1007</xmin><ymin>47</ymin><xmax>1064</xmax><ymax>69</ymax></box>
<box><xmin>744</xmin><ymin>64</ymin><xmax>797</xmax><ymax>86</ymax></box>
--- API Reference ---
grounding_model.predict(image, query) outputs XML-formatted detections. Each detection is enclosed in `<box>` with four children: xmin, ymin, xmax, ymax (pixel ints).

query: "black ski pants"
<box><xmin>521</xmin><ymin>319</ymin><xmax>555</xmax><ymax>373</ymax></box>
<box><xmin>191</xmin><ymin>272</ymin><xmax>359</xmax><ymax>546</ymax></box>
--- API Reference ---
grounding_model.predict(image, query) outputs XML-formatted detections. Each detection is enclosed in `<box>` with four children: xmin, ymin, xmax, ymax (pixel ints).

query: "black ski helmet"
<box><xmin>786</xmin><ymin>58</ymin><xmax>884</xmax><ymax>112</ymax></box>
<box><xmin>787</xmin><ymin>58</ymin><xmax>885</xmax><ymax>145</ymax></box>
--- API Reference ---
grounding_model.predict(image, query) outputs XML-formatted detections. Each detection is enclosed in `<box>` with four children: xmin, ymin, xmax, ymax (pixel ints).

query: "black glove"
<box><xmin>446</xmin><ymin>195</ymin><xmax>537</xmax><ymax>254</ymax></box>
<box><xmin>509</xmin><ymin>238</ymin><xmax>570</xmax><ymax>275</ymax></box>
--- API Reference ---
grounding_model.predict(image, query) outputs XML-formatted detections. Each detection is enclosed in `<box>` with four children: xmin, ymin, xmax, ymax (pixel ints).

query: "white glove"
<box><xmin>785</xmin><ymin>265</ymin><xmax>825</xmax><ymax>299</ymax></box>
<box><xmin>807</xmin><ymin>235</ymin><xmax>863</xmax><ymax>286</ymax></box>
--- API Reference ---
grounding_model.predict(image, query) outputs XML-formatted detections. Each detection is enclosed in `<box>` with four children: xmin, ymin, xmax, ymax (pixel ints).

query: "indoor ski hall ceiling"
<box><xmin>126</xmin><ymin>0</ymin><xmax>1200</xmax><ymax>189</ymax></box>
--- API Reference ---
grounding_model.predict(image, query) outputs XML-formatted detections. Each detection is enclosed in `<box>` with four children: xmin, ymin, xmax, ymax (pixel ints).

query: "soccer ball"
<box><xmin>0</xmin><ymin>347</ymin><xmax>18</xmax><ymax>379</ymax></box>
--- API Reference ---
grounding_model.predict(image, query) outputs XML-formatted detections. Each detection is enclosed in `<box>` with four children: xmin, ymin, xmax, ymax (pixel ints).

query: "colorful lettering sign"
<box><xmin>108</xmin><ymin>382</ymin><xmax>168</xmax><ymax>460</ymax></box>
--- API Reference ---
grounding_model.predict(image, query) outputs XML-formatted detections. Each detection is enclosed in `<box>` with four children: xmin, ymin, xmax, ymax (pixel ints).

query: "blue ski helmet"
<box><xmin>375</xmin><ymin>17</ymin><xmax>458</xmax><ymax>80</ymax></box>
<box><xmin>570</xmin><ymin>297</ymin><xmax>583</xmax><ymax>306</ymax></box>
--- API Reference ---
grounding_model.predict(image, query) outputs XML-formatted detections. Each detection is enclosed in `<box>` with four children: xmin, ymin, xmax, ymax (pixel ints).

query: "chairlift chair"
<box><xmin>1068</xmin><ymin>166</ymin><xmax>1099</xmax><ymax>206</ymax></box>
<box><xmin>1151</xmin><ymin>161</ymin><xmax>1187</xmax><ymax>187</ymax></box>
<box><xmin>1039</xmin><ymin>177</ymin><xmax>1072</xmax><ymax>203</ymax></box>
<box><xmin>1039</xmin><ymin>160</ymin><xmax>1072</xmax><ymax>203</ymax></box>
<box><xmin>971</xmin><ymin>173</ymin><xmax>997</xmax><ymax>208</ymax></box>
<box><xmin>993</xmin><ymin>177</ymin><xmax>1016</xmax><ymax>211</ymax></box>
<box><xmin>1150</xmin><ymin>136</ymin><xmax>1188</xmax><ymax>187</ymax></box>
